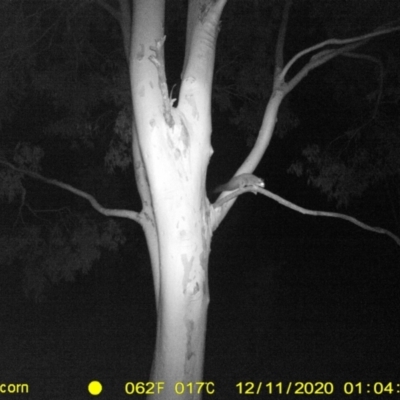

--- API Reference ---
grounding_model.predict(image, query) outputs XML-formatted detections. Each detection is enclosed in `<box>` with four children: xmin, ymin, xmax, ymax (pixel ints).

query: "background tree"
<box><xmin>1</xmin><ymin>1</ymin><xmax>400</xmax><ymax>399</ymax></box>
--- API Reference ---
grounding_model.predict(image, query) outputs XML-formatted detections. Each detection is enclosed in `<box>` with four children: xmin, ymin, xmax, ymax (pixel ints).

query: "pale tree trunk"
<box><xmin>129</xmin><ymin>0</ymin><xmax>226</xmax><ymax>397</ymax></box>
<box><xmin>118</xmin><ymin>0</ymin><xmax>394</xmax><ymax>396</ymax></box>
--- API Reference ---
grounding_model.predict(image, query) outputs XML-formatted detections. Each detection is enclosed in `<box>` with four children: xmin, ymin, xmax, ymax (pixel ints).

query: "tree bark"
<box><xmin>129</xmin><ymin>1</ymin><xmax>226</xmax><ymax>397</ymax></box>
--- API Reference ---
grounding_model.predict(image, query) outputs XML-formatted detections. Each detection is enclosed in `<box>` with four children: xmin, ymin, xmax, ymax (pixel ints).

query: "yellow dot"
<box><xmin>88</xmin><ymin>381</ymin><xmax>102</xmax><ymax>395</ymax></box>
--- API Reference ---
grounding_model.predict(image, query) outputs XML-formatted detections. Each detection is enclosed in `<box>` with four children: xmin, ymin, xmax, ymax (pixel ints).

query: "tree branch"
<box><xmin>0</xmin><ymin>159</ymin><xmax>142</xmax><ymax>224</ymax></box>
<box><xmin>117</xmin><ymin>0</ymin><xmax>131</xmax><ymax>62</ymax></box>
<box><xmin>212</xmin><ymin>22</ymin><xmax>400</xmax><ymax>229</ymax></box>
<box><xmin>280</xmin><ymin>26</ymin><xmax>400</xmax><ymax>82</ymax></box>
<box><xmin>96</xmin><ymin>0</ymin><xmax>121</xmax><ymax>22</ymax></box>
<box><xmin>213</xmin><ymin>186</ymin><xmax>400</xmax><ymax>247</ymax></box>
<box><xmin>274</xmin><ymin>0</ymin><xmax>292</xmax><ymax>76</ymax></box>
<box><xmin>285</xmin><ymin>40</ymin><xmax>367</xmax><ymax>94</ymax></box>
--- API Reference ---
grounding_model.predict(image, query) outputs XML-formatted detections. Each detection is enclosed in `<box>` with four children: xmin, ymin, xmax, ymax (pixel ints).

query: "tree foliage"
<box><xmin>289</xmin><ymin>34</ymin><xmax>400</xmax><ymax>224</ymax></box>
<box><xmin>0</xmin><ymin>215</ymin><xmax>124</xmax><ymax>301</ymax></box>
<box><xmin>0</xmin><ymin>0</ymin><xmax>129</xmax><ymax>299</ymax></box>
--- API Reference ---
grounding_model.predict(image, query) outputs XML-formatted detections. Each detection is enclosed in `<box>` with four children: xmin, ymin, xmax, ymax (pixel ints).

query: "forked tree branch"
<box><xmin>213</xmin><ymin>19</ymin><xmax>400</xmax><ymax>229</ymax></box>
<box><xmin>284</xmin><ymin>40</ymin><xmax>367</xmax><ymax>93</ymax></box>
<box><xmin>213</xmin><ymin>186</ymin><xmax>400</xmax><ymax>247</ymax></box>
<box><xmin>280</xmin><ymin>26</ymin><xmax>400</xmax><ymax>82</ymax></box>
<box><xmin>0</xmin><ymin>159</ymin><xmax>142</xmax><ymax>224</ymax></box>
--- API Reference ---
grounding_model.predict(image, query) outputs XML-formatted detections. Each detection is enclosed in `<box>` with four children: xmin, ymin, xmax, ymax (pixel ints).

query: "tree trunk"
<box><xmin>129</xmin><ymin>1</ymin><xmax>226</xmax><ymax>398</ymax></box>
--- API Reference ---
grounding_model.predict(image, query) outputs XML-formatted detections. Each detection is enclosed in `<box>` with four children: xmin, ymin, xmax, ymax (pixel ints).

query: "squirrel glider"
<box><xmin>214</xmin><ymin>173</ymin><xmax>264</xmax><ymax>193</ymax></box>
